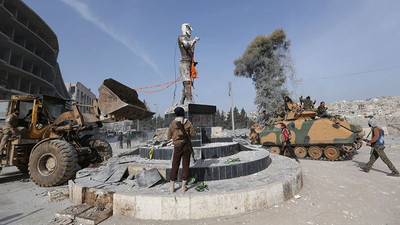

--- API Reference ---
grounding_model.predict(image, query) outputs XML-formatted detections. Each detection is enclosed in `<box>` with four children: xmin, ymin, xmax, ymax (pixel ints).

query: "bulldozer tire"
<box><xmin>87</xmin><ymin>139</ymin><xmax>112</xmax><ymax>162</ymax></box>
<box><xmin>28</xmin><ymin>140</ymin><xmax>78</xmax><ymax>187</ymax></box>
<box><xmin>269</xmin><ymin>146</ymin><xmax>281</xmax><ymax>155</ymax></box>
<box><xmin>294</xmin><ymin>146</ymin><xmax>307</xmax><ymax>158</ymax></box>
<box><xmin>308</xmin><ymin>146</ymin><xmax>323</xmax><ymax>159</ymax></box>
<box><xmin>324</xmin><ymin>146</ymin><xmax>340</xmax><ymax>160</ymax></box>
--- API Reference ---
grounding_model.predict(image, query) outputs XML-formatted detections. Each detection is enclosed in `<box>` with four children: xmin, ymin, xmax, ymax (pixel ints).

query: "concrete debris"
<box><xmin>75</xmin><ymin>207</ymin><xmax>113</xmax><ymax>225</ymax></box>
<box><xmin>58</xmin><ymin>217</ymin><xmax>73</xmax><ymax>225</ymax></box>
<box><xmin>294</xmin><ymin>195</ymin><xmax>301</xmax><ymax>199</ymax></box>
<box><xmin>91</xmin><ymin>165</ymin><xmax>116</xmax><ymax>183</ymax></box>
<box><xmin>117</xmin><ymin>147</ymin><xmax>139</xmax><ymax>158</ymax></box>
<box><xmin>56</xmin><ymin>204</ymin><xmax>112</xmax><ymax>225</ymax></box>
<box><xmin>151</xmin><ymin>128</ymin><xmax>169</xmax><ymax>143</ymax></box>
<box><xmin>48</xmin><ymin>188</ymin><xmax>69</xmax><ymax>202</ymax></box>
<box><xmin>123</xmin><ymin>179</ymin><xmax>135</xmax><ymax>187</ymax></box>
<box><xmin>116</xmin><ymin>158</ymin><xmax>137</xmax><ymax>164</ymax></box>
<box><xmin>136</xmin><ymin>168</ymin><xmax>163</xmax><ymax>188</ymax></box>
<box><xmin>51</xmin><ymin>194</ymin><xmax>69</xmax><ymax>202</ymax></box>
<box><xmin>56</xmin><ymin>204</ymin><xmax>93</xmax><ymax>219</ymax></box>
<box><xmin>126</xmin><ymin>174</ymin><xmax>134</xmax><ymax>180</ymax></box>
<box><xmin>105</xmin><ymin>166</ymin><xmax>127</xmax><ymax>183</ymax></box>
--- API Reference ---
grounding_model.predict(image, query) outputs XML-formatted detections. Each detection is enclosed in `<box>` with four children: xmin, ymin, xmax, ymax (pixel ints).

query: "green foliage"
<box><xmin>216</xmin><ymin>108</ymin><xmax>254</xmax><ymax>129</ymax></box>
<box><xmin>233</xmin><ymin>29</ymin><xmax>295</xmax><ymax>113</ymax></box>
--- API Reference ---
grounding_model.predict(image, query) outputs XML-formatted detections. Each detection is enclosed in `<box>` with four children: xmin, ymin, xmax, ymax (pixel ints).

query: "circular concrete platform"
<box><xmin>69</xmin><ymin>151</ymin><xmax>302</xmax><ymax>220</ymax></box>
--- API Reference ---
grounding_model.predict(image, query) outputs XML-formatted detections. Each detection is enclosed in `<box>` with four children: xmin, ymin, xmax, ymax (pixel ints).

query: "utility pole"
<box><xmin>228</xmin><ymin>82</ymin><xmax>235</xmax><ymax>133</ymax></box>
<box><xmin>154</xmin><ymin>103</ymin><xmax>158</xmax><ymax>130</ymax></box>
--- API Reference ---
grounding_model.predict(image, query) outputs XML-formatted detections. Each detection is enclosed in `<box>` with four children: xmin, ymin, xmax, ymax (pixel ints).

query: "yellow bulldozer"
<box><xmin>0</xmin><ymin>79</ymin><xmax>154</xmax><ymax>187</ymax></box>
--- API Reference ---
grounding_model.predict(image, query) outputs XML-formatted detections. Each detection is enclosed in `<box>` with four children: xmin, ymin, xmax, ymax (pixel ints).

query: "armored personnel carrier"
<box><xmin>252</xmin><ymin>101</ymin><xmax>363</xmax><ymax>161</ymax></box>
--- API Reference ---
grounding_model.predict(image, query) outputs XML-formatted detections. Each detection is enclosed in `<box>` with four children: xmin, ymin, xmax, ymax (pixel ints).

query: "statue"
<box><xmin>178</xmin><ymin>23</ymin><xmax>199</xmax><ymax>105</ymax></box>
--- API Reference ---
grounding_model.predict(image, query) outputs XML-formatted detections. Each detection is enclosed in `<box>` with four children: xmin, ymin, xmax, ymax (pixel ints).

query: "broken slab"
<box><xmin>136</xmin><ymin>168</ymin><xmax>163</xmax><ymax>188</ymax></box>
<box><xmin>106</xmin><ymin>166</ymin><xmax>127</xmax><ymax>183</ymax></box>
<box><xmin>56</xmin><ymin>204</ymin><xmax>93</xmax><ymax>219</ymax></box>
<box><xmin>75</xmin><ymin>207</ymin><xmax>112</xmax><ymax>225</ymax></box>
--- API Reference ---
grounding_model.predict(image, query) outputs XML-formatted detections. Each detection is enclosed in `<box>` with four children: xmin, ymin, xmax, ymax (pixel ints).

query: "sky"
<box><xmin>23</xmin><ymin>0</ymin><xmax>400</xmax><ymax>115</ymax></box>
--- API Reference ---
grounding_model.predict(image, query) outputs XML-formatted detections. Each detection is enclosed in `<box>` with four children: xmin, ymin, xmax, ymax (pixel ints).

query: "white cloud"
<box><xmin>59</xmin><ymin>0</ymin><xmax>166</xmax><ymax>79</ymax></box>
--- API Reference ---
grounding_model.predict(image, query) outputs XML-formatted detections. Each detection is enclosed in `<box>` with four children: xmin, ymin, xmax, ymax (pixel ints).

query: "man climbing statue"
<box><xmin>178</xmin><ymin>23</ymin><xmax>200</xmax><ymax>105</ymax></box>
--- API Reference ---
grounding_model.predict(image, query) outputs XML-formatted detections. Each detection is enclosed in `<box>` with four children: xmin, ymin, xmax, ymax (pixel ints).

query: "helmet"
<box><xmin>181</xmin><ymin>23</ymin><xmax>193</xmax><ymax>36</ymax></box>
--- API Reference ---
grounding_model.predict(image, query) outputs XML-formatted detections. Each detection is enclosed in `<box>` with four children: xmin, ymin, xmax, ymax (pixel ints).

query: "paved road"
<box><xmin>1</xmin><ymin>144</ymin><xmax>399</xmax><ymax>225</ymax></box>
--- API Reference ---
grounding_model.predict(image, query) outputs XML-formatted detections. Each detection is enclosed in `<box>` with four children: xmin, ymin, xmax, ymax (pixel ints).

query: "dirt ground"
<box><xmin>1</xmin><ymin>142</ymin><xmax>399</xmax><ymax>225</ymax></box>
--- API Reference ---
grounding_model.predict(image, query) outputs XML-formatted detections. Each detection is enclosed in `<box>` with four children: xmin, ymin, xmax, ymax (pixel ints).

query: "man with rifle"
<box><xmin>361</xmin><ymin>119</ymin><xmax>399</xmax><ymax>177</ymax></box>
<box><xmin>167</xmin><ymin>107</ymin><xmax>196</xmax><ymax>193</ymax></box>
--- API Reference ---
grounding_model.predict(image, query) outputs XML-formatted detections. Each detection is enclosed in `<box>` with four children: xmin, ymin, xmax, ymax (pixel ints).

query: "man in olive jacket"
<box><xmin>168</xmin><ymin>106</ymin><xmax>196</xmax><ymax>193</ymax></box>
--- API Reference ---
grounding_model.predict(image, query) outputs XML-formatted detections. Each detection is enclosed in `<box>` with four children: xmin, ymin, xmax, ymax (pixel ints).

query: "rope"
<box><xmin>134</xmin><ymin>75</ymin><xmax>183</xmax><ymax>93</ymax></box>
<box><xmin>172</xmin><ymin>40</ymin><xmax>178</xmax><ymax>105</ymax></box>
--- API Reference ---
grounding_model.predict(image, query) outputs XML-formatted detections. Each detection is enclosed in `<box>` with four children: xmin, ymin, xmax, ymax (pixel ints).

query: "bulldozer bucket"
<box><xmin>98</xmin><ymin>78</ymin><xmax>154</xmax><ymax>120</ymax></box>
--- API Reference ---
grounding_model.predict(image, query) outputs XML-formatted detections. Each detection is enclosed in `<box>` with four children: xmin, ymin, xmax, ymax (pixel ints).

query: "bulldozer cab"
<box><xmin>0</xmin><ymin>100</ymin><xmax>11</xmax><ymax>128</ymax></box>
<box><xmin>1</xmin><ymin>95</ymin><xmax>67</xmax><ymax>139</ymax></box>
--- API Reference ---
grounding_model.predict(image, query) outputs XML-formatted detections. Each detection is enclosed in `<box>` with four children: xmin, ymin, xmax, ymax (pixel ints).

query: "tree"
<box><xmin>215</xmin><ymin>110</ymin><xmax>224</xmax><ymax>127</ymax></box>
<box><xmin>236</xmin><ymin>108</ymin><xmax>248</xmax><ymax>129</ymax></box>
<box><xmin>233</xmin><ymin>29</ymin><xmax>295</xmax><ymax>113</ymax></box>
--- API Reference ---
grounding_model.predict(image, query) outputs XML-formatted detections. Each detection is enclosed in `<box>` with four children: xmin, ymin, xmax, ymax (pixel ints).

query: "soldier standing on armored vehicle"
<box><xmin>299</xmin><ymin>96</ymin><xmax>316</xmax><ymax>111</ymax></box>
<box><xmin>361</xmin><ymin>119</ymin><xmax>399</xmax><ymax>177</ymax></box>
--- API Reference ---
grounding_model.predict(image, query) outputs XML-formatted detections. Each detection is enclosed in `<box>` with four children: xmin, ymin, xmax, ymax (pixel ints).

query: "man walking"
<box><xmin>126</xmin><ymin>131</ymin><xmax>132</xmax><ymax>148</ymax></box>
<box><xmin>280</xmin><ymin>123</ymin><xmax>299</xmax><ymax>162</ymax></box>
<box><xmin>168</xmin><ymin>107</ymin><xmax>196</xmax><ymax>193</ymax></box>
<box><xmin>362</xmin><ymin>119</ymin><xmax>399</xmax><ymax>177</ymax></box>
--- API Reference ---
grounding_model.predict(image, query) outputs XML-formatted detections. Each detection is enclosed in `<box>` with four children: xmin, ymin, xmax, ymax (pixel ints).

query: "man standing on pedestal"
<box><xmin>168</xmin><ymin>107</ymin><xmax>196</xmax><ymax>193</ymax></box>
<box><xmin>178</xmin><ymin>23</ymin><xmax>199</xmax><ymax>105</ymax></box>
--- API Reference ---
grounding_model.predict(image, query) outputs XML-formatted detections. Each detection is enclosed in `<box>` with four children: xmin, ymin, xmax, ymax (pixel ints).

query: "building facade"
<box><xmin>65</xmin><ymin>82</ymin><xmax>96</xmax><ymax>113</ymax></box>
<box><xmin>0</xmin><ymin>0</ymin><xmax>69</xmax><ymax>99</ymax></box>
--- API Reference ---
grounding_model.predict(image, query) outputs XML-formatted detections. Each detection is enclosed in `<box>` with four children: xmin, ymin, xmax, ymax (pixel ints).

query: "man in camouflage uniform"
<box><xmin>361</xmin><ymin>119</ymin><xmax>399</xmax><ymax>177</ymax></box>
<box><xmin>0</xmin><ymin>108</ymin><xmax>26</xmax><ymax>152</ymax></box>
<box><xmin>299</xmin><ymin>96</ymin><xmax>316</xmax><ymax>111</ymax></box>
<box><xmin>317</xmin><ymin>101</ymin><xmax>330</xmax><ymax>118</ymax></box>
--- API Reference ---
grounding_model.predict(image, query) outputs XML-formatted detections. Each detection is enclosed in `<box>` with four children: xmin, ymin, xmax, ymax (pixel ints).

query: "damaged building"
<box><xmin>0</xmin><ymin>0</ymin><xmax>69</xmax><ymax>99</ymax></box>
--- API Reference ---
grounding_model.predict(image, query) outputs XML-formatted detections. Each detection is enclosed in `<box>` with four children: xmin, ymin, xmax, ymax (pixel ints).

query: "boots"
<box><xmin>169</xmin><ymin>181</ymin><xmax>175</xmax><ymax>193</ymax></box>
<box><xmin>181</xmin><ymin>180</ymin><xmax>187</xmax><ymax>192</ymax></box>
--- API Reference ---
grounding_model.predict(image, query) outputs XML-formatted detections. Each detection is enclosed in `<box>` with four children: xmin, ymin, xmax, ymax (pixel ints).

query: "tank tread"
<box><xmin>264</xmin><ymin>144</ymin><xmax>357</xmax><ymax>161</ymax></box>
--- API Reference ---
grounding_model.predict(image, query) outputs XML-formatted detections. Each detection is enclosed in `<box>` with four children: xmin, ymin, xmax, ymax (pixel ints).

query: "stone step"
<box><xmin>139</xmin><ymin>142</ymin><xmax>241</xmax><ymax>160</ymax></box>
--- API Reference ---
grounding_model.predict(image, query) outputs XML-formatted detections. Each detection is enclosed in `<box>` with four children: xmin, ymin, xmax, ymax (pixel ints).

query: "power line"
<box><xmin>301</xmin><ymin>66</ymin><xmax>400</xmax><ymax>82</ymax></box>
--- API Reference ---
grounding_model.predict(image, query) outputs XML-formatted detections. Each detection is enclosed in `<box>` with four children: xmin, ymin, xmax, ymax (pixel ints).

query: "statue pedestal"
<box><xmin>165</xmin><ymin>104</ymin><xmax>216</xmax><ymax>147</ymax></box>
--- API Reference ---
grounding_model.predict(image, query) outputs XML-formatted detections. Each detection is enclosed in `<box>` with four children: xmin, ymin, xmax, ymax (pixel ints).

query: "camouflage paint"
<box><xmin>259</xmin><ymin>118</ymin><xmax>360</xmax><ymax>146</ymax></box>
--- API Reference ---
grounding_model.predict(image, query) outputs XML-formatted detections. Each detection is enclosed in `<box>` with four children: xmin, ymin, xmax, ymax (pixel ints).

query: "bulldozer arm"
<box><xmin>98</xmin><ymin>78</ymin><xmax>154</xmax><ymax>121</ymax></box>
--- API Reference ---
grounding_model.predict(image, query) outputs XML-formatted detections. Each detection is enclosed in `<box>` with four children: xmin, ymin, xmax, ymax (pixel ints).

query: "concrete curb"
<box><xmin>112</xmin><ymin>167</ymin><xmax>302</xmax><ymax>220</ymax></box>
<box><xmin>69</xmin><ymin>155</ymin><xmax>303</xmax><ymax>220</ymax></box>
